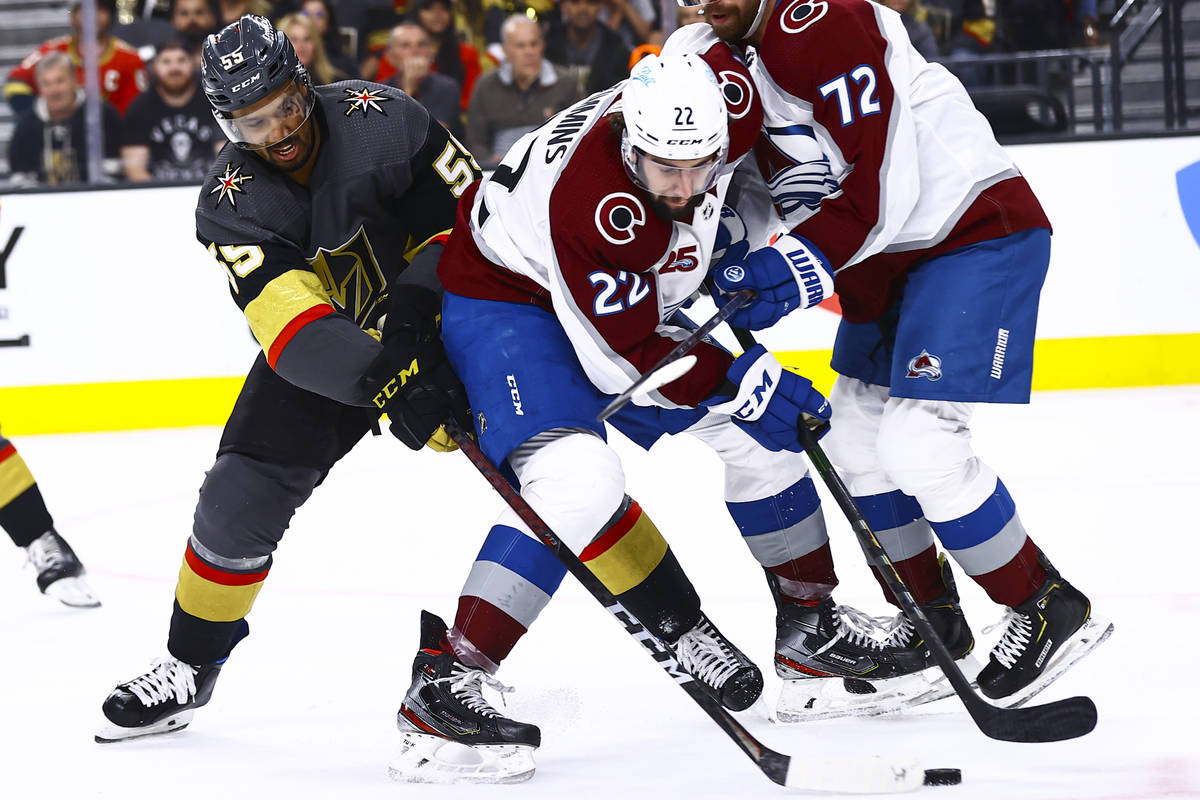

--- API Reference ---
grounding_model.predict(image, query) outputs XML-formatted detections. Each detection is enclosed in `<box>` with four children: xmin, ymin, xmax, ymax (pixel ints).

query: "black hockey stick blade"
<box><xmin>597</xmin><ymin>291</ymin><xmax>751</xmax><ymax>422</ymax></box>
<box><xmin>446</xmin><ymin>419</ymin><xmax>925</xmax><ymax>792</ymax></box>
<box><xmin>796</xmin><ymin>422</ymin><xmax>1098</xmax><ymax>743</ymax></box>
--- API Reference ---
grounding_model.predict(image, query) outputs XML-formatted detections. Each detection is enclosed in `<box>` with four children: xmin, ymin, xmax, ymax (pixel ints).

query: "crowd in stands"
<box><xmin>2</xmin><ymin>0</ymin><xmax>1108</xmax><ymax>187</ymax></box>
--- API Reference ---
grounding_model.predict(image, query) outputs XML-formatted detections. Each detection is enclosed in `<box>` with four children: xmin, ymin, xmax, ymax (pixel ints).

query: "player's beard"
<box><xmin>704</xmin><ymin>0</ymin><xmax>757</xmax><ymax>43</ymax></box>
<box><xmin>259</xmin><ymin>118</ymin><xmax>319</xmax><ymax>174</ymax></box>
<box><xmin>648</xmin><ymin>192</ymin><xmax>705</xmax><ymax>222</ymax></box>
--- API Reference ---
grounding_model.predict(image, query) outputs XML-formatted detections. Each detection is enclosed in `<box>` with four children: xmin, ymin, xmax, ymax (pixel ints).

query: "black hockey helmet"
<box><xmin>201</xmin><ymin>14</ymin><xmax>317</xmax><ymax>150</ymax></box>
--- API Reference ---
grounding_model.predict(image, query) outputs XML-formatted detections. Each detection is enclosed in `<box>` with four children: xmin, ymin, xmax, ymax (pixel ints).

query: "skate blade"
<box><xmin>775</xmin><ymin>655</ymin><xmax>981</xmax><ymax>723</ymax></box>
<box><xmin>999</xmin><ymin>613</ymin><xmax>1114</xmax><ymax>709</ymax></box>
<box><xmin>387</xmin><ymin>732</ymin><xmax>536</xmax><ymax>784</ymax></box>
<box><xmin>44</xmin><ymin>576</ymin><xmax>101</xmax><ymax>608</ymax></box>
<box><xmin>94</xmin><ymin>710</ymin><xmax>194</xmax><ymax>743</ymax></box>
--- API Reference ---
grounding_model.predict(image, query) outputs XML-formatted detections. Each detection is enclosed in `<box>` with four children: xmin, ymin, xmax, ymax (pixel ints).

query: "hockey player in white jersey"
<box><xmin>677</xmin><ymin>0</ymin><xmax>1113</xmax><ymax>719</ymax></box>
<box><xmin>388</xmin><ymin>48</ymin><xmax>947</xmax><ymax>783</ymax></box>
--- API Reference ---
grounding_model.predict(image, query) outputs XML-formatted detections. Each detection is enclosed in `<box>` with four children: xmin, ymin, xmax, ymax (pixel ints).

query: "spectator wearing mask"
<box><xmin>278</xmin><ymin>13</ymin><xmax>349</xmax><ymax>85</ymax></box>
<box><xmin>122</xmin><ymin>39</ymin><xmax>222</xmax><ymax>181</ymax></box>
<box><xmin>4</xmin><ymin>0</ymin><xmax>147</xmax><ymax>117</ymax></box>
<box><xmin>544</xmin><ymin>0</ymin><xmax>629</xmax><ymax>95</ymax></box>
<box><xmin>8</xmin><ymin>51</ymin><xmax>123</xmax><ymax>186</ymax></box>
<box><xmin>465</xmin><ymin>15</ymin><xmax>580</xmax><ymax>166</ymax></box>
<box><xmin>383</xmin><ymin>22</ymin><xmax>464</xmax><ymax>139</ymax></box>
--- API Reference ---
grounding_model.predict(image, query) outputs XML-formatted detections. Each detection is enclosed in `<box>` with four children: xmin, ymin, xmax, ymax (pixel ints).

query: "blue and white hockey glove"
<box><xmin>703</xmin><ymin>344</ymin><xmax>830</xmax><ymax>452</ymax></box>
<box><xmin>711</xmin><ymin>234</ymin><xmax>833</xmax><ymax>330</ymax></box>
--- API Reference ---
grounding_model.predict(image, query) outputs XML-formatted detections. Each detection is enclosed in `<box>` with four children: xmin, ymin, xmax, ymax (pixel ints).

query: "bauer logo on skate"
<box><xmin>906</xmin><ymin>350</ymin><xmax>942</xmax><ymax>381</ymax></box>
<box><xmin>594</xmin><ymin>192</ymin><xmax>646</xmax><ymax>245</ymax></box>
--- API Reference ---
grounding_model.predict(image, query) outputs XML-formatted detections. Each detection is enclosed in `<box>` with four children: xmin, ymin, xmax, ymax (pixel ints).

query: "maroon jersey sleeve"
<box><xmin>760</xmin><ymin>0</ymin><xmax>897</xmax><ymax>269</ymax></box>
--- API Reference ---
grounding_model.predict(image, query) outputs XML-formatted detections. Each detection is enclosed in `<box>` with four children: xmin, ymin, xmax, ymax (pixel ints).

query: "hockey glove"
<box><xmin>366</xmin><ymin>287</ymin><xmax>470</xmax><ymax>452</ymax></box>
<box><xmin>703</xmin><ymin>344</ymin><xmax>830</xmax><ymax>452</ymax></box>
<box><xmin>711</xmin><ymin>234</ymin><xmax>833</xmax><ymax>330</ymax></box>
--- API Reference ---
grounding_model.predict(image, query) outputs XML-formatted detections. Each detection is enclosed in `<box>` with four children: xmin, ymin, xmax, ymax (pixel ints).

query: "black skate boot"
<box><xmin>977</xmin><ymin>559</ymin><xmax>1112</xmax><ymax>704</ymax></box>
<box><xmin>669</xmin><ymin>612</ymin><xmax>764</xmax><ymax>712</ymax></box>
<box><xmin>842</xmin><ymin>555</ymin><xmax>979</xmax><ymax>705</ymax></box>
<box><xmin>95</xmin><ymin>621</ymin><xmax>248</xmax><ymax>743</ymax></box>
<box><xmin>390</xmin><ymin>611</ymin><xmax>539</xmax><ymax>784</ymax></box>
<box><xmin>774</xmin><ymin>597</ymin><xmax>938</xmax><ymax>722</ymax></box>
<box><xmin>26</xmin><ymin>529</ymin><xmax>100</xmax><ymax>608</ymax></box>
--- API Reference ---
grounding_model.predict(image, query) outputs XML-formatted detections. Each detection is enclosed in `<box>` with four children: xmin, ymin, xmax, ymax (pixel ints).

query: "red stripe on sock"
<box><xmin>579</xmin><ymin>500</ymin><xmax>642</xmax><ymax>562</ymax></box>
<box><xmin>971</xmin><ymin>537</ymin><xmax>1046</xmax><ymax>607</ymax></box>
<box><xmin>453</xmin><ymin>595</ymin><xmax>528</xmax><ymax>666</ymax></box>
<box><xmin>183</xmin><ymin>544</ymin><xmax>270</xmax><ymax>587</ymax></box>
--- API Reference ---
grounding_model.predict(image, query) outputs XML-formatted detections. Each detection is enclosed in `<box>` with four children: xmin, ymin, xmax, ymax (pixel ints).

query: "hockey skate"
<box><xmin>838</xmin><ymin>556</ymin><xmax>981</xmax><ymax>713</ymax></box>
<box><xmin>773</xmin><ymin>588</ymin><xmax>972</xmax><ymax>723</ymax></box>
<box><xmin>95</xmin><ymin>622</ymin><xmax>247</xmax><ymax>743</ymax></box>
<box><xmin>389</xmin><ymin>611</ymin><xmax>540</xmax><ymax>784</ymax></box>
<box><xmin>977</xmin><ymin>560</ymin><xmax>1113</xmax><ymax>708</ymax></box>
<box><xmin>26</xmin><ymin>529</ymin><xmax>100</xmax><ymax>608</ymax></box>
<box><xmin>670</xmin><ymin>612</ymin><xmax>764</xmax><ymax>712</ymax></box>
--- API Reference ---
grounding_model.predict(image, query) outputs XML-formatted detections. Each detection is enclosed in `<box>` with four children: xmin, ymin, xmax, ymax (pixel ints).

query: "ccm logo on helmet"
<box><xmin>667</xmin><ymin>138</ymin><xmax>704</xmax><ymax>146</ymax></box>
<box><xmin>230</xmin><ymin>73</ymin><xmax>263</xmax><ymax>93</ymax></box>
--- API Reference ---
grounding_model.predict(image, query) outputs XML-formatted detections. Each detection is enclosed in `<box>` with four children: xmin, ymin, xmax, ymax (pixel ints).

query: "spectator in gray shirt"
<box><xmin>466</xmin><ymin>15</ymin><xmax>582</xmax><ymax>167</ymax></box>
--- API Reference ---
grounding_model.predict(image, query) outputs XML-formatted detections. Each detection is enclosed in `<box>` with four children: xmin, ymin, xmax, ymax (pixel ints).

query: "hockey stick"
<box><xmin>726</xmin><ymin>325</ymin><xmax>1098</xmax><ymax>744</ymax></box>
<box><xmin>446</xmin><ymin>418</ymin><xmax>930</xmax><ymax>793</ymax></box>
<box><xmin>597</xmin><ymin>291</ymin><xmax>751</xmax><ymax>423</ymax></box>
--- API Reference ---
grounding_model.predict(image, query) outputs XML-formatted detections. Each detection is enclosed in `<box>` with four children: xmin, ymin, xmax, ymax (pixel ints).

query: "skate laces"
<box><xmin>832</xmin><ymin>605</ymin><xmax>887</xmax><ymax>651</ymax></box>
<box><xmin>983</xmin><ymin>609</ymin><xmax>1033</xmax><ymax>669</ymax></box>
<box><xmin>673</xmin><ymin>620</ymin><xmax>746</xmax><ymax>690</ymax></box>
<box><xmin>124</xmin><ymin>658</ymin><xmax>199</xmax><ymax>708</ymax></box>
<box><xmin>876</xmin><ymin>612</ymin><xmax>917</xmax><ymax>648</ymax></box>
<box><xmin>26</xmin><ymin>532</ymin><xmax>68</xmax><ymax>572</ymax></box>
<box><xmin>443</xmin><ymin>663</ymin><xmax>514</xmax><ymax>718</ymax></box>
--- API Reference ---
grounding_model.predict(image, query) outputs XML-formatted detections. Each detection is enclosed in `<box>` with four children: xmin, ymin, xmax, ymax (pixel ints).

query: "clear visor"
<box><xmin>216</xmin><ymin>80</ymin><xmax>315</xmax><ymax>150</ymax></box>
<box><xmin>676</xmin><ymin>0</ymin><xmax>714</xmax><ymax>7</ymax></box>
<box><xmin>622</xmin><ymin>138</ymin><xmax>727</xmax><ymax>201</ymax></box>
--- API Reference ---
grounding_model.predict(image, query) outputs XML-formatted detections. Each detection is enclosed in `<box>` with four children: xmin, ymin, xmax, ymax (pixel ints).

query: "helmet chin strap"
<box><xmin>743</xmin><ymin>0</ymin><xmax>773</xmax><ymax>42</ymax></box>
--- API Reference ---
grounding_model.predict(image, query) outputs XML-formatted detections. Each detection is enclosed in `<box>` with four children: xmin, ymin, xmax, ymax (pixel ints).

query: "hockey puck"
<box><xmin>923</xmin><ymin>768</ymin><xmax>962</xmax><ymax>786</ymax></box>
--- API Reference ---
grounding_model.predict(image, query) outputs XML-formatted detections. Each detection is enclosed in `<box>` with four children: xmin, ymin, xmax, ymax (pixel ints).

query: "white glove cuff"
<box><xmin>773</xmin><ymin>234</ymin><xmax>834</xmax><ymax>310</ymax></box>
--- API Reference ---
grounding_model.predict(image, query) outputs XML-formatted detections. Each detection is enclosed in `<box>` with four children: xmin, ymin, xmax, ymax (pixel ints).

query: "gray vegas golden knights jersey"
<box><xmin>196</xmin><ymin>80</ymin><xmax>479</xmax><ymax>407</ymax></box>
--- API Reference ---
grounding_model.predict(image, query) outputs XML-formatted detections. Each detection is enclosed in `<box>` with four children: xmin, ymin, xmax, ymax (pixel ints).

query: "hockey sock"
<box><xmin>854</xmin><ymin>490</ymin><xmax>944</xmax><ymax>606</ymax></box>
<box><xmin>0</xmin><ymin>440</ymin><xmax>55</xmax><ymax>548</ymax></box>
<box><xmin>930</xmin><ymin>480</ymin><xmax>1046</xmax><ymax>608</ymax></box>
<box><xmin>169</xmin><ymin>540</ymin><xmax>270</xmax><ymax>664</ymax></box>
<box><xmin>450</xmin><ymin>523</ymin><xmax>569</xmax><ymax>672</ymax></box>
<box><xmin>579</xmin><ymin>496</ymin><xmax>701</xmax><ymax>643</ymax></box>
<box><xmin>727</xmin><ymin>476</ymin><xmax>838</xmax><ymax>604</ymax></box>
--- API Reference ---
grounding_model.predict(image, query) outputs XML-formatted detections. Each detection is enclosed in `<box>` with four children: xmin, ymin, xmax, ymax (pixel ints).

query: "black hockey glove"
<box><xmin>365</xmin><ymin>287</ymin><xmax>470</xmax><ymax>451</ymax></box>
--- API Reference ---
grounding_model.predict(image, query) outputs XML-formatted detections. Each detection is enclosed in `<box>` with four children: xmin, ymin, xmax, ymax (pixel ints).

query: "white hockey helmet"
<box><xmin>620</xmin><ymin>54</ymin><xmax>729</xmax><ymax>200</ymax></box>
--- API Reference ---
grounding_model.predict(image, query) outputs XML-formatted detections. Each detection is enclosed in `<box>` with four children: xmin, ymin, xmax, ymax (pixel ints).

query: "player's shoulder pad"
<box><xmin>551</xmin><ymin>122</ymin><xmax>671</xmax><ymax>270</ymax></box>
<box><xmin>195</xmin><ymin>148</ymin><xmax>297</xmax><ymax>244</ymax></box>
<box><xmin>761</xmin><ymin>0</ymin><xmax>883</xmax><ymax>89</ymax></box>
<box><xmin>661</xmin><ymin>21</ymin><xmax>722</xmax><ymax>57</ymax></box>
<box><xmin>316</xmin><ymin>80</ymin><xmax>434</xmax><ymax>158</ymax></box>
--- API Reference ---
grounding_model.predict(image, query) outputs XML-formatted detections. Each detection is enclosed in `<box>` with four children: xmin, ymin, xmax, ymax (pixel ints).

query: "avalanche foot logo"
<box><xmin>341</xmin><ymin>86</ymin><xmax>392</xmax><ymax>117</ymax></box>
<box><xmin>209</xmin><ymin>164</ymin><xmax>253</xmax><ymax>209</ymax></box>
<box><xmin>906</xmin><ymin>349</ymin><xmax>942</xmax><ymax>381</ymax></box>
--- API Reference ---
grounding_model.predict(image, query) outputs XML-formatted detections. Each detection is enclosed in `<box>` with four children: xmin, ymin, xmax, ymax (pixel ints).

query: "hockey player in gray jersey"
<box><xmin>94</xmin><ymin>15</ymin><xmax>537</xmax><ymax>758</ymax></box>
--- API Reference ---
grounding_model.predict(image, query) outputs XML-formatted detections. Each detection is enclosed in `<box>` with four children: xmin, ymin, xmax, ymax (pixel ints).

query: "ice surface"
<box><xmin>2</xmin><ymin>386</ymin><xmax>1198</xmax><ymax>799</ymax></box>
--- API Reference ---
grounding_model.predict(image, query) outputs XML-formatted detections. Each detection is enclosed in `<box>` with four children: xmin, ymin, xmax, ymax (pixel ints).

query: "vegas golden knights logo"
<box><xmin>307</xmin><ymin>226</ymin><xmax>387</xmax><ymax>327</ymax></box>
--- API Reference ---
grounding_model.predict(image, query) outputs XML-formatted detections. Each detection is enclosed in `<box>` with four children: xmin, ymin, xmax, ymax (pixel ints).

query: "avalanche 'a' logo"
<box><xmin>779</xmin><ymin>0</ymin><xmax>829</xmax><ymax>34</ymax></box>
<box><xmin>754</xmin><ymin>126</ymin><xmax>840</xmax><ymax>218</ymax></box>
<box><xmin>906</xmin><ymin>350</ymin><xmax>943</xmax><ymax>381</ymax></box>
<box><xmin>595</xmin><ymin>192</ymin><xmax>646</xmax><ymax>245</ymax></box>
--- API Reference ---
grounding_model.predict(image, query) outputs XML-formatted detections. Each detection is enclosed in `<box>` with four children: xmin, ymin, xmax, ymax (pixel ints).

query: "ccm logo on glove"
<box><xmin>371</xmin><ymin>358</ymin><xmax>420</xmax><ymax>408</ymax></box>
